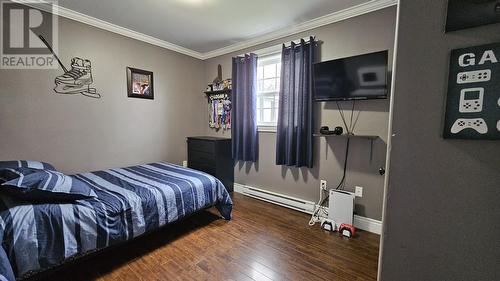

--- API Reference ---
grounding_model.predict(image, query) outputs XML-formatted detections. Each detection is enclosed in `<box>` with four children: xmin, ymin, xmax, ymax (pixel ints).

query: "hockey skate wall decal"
<box><xmin>39</xmin><ymin>35</ymin><xmax>101</xmax><ymax>99</ymax></box>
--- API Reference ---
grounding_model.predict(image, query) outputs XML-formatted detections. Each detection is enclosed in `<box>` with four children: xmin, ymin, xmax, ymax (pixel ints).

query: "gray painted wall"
<box><xmin>0</xmin><ymin>16</ymin><xmax>207</xmax><ymax>174</ymax></box>
<box><xmin>203</xmin><ymin>7</ymin><xmax>396</xmax><ymax>220</ymax></box>
<box><xmin>380</xmin><ymin>1</ymin><xmax>500</xmax><ymax>280</ymax></box>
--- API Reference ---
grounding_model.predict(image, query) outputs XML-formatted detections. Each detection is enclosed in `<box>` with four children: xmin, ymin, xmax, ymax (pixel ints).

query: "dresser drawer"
<box><xmin>188</xmin><ymin>150</ymin><xmax>215</xmax><ymax>166</ymax></box>
<box><xmin>187</xmin><ymin>136</ymin><xmax>233</xmax><ymax>192</ymax></box>
<box><xmin>187</xmin><ymin>139</ymin><xmax>215</xmax><ymax>154</ymax></box>
<box><xmin>188</xmin><ymin>162</ymin><xmax>216</xmax><ymax>176</ymax></box>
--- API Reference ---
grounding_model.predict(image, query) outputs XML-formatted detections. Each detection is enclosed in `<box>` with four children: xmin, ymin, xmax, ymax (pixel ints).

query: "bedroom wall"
<box><xmin>202</xmin><ymin>7</ymin><xmax>396</xmax><ymax>221</ymax></box>
<box><xmin>380</xmin><ymin>1</ymin><xmax>500</xmax><ymax>280</ymax></box>
<box><xmin>0</xmin><ymin>16</ymin><xmax>206</xmax><ymax>174</ymax></box>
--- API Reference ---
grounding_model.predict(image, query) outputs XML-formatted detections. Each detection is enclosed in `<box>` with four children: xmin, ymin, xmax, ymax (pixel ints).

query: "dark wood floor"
<box><xmin>38</xmin><ymin>193</ymin><xmax>380</xmax><ymax>281</ymax></box>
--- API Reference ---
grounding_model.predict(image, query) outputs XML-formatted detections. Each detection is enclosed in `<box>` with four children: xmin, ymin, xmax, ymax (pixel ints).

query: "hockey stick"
<box><xmin>38</xmin><ymin>34</ymin><xmax>101</xmax><ymax>99</ymax></box>
<box><xmin>38</xmin><ymin>35</ymin><xmax>68</xmax><ymax>72</ymax></box>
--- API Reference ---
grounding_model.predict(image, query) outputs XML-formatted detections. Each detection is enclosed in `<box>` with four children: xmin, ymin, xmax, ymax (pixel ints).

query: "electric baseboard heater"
<box><xmin>328</xmin><ymin>189</ymin><xmax>355</xmax><ymax>229</ymax></box>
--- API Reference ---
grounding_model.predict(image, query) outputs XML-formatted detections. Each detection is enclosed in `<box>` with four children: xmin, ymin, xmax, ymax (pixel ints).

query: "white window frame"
<box><xmin>256</xmin><ymin>52</ymin><xmax>281</xmax><ymax>132</ymax></box>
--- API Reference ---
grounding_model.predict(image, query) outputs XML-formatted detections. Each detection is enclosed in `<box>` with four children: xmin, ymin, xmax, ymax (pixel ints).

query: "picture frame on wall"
<box><xmin>445</xmin><ymin>0</ymin><xmax>500</xmax><ymax>32</ymax></box>
<box><xmin>127</xmin><ymin>67</ymin><xmax>154</xmax><ymax>99</ymax></box>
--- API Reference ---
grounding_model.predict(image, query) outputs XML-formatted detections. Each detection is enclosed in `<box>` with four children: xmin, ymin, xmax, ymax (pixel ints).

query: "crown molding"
<box><xmin>14</xmin><ymin>0</ymin><xmax>205</xmax><ymax>59</ymax></box>
<box><xmin>56</xmin><ymin>6</ymin><xmax>206</xmax><ymax>59</ymax></box>
<box><xmin>201</xmin><ymin>0</ymin><xmax>397</xmax><ymax>59</ymax></box>
<box><xmin>15</xmin><ymin>0</ymin><xmax>396</xmax><ymax>61</ymax></box>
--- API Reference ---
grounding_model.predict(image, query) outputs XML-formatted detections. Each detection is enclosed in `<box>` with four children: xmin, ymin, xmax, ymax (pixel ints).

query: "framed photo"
<box><xmin>445</xmin><ymin>0</ymin><xmax>500</xmax><ymax>32</ymax></box>
<box><xmin>127</xmin><ymin>67</ymin><xmax>154</xmax><ymax>99</ymax></box>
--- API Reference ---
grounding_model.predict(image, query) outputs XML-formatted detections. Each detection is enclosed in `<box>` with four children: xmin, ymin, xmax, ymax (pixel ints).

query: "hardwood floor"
<box><xmin>37</xmin><ymin>193</ymin><xmax>380</xmax><ymax>281</ymax></box>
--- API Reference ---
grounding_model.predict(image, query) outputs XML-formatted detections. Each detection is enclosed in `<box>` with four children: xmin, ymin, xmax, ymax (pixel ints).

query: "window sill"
<box><xmin>258</xmin><ymin>126</ymin><xmax>277</xmax><ymax>133</ymax></box>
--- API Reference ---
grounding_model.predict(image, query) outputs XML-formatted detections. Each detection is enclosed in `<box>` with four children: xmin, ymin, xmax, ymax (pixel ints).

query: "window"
<box><xmin>256</xmin><ymin>53</ymin><xmax>281</xmax><ymax>128</ymax></box>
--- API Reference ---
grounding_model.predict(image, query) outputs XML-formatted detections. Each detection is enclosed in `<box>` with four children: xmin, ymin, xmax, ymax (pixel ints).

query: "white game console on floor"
<box><xmin>328</xmin><ymin>190</ymin><xmax>355</xmax><ymax>230</ymax></box>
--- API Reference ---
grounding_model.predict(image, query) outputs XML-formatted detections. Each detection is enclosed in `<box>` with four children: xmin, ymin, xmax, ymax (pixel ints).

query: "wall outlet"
<box><xmin>182</xmin><ymin>160</ymin><xmax>188</xmax><ymax>168</ymax></box>
<box><xmin>355</xmin><ymin>186</ymin><xmax>363</xmax><ymax>197</ymax></box>
<box><xmin>320</xmin><ymin>180</ymin><xmax>327</xmax><ymax>191</ymax></box>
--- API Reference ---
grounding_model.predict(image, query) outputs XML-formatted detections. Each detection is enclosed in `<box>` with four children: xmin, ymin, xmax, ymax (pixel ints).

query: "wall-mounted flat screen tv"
<box><xmin>313</xmin><ymin>50</ymin><xmax>389</xmax><ymax>101</ymax></box>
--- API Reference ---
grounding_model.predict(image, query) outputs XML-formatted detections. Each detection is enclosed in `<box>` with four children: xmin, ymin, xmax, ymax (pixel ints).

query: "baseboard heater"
<box><xmin>235</xmin><ymin>184</ymin><xmax>315</xmax><ymax>214</ymax></box>
<box><xmin>234</xmin><ymin>183</ymin><xmax>382</xmax><ymax>234</ymax></box>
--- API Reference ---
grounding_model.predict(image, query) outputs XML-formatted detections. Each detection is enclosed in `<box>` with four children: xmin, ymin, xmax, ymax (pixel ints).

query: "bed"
<box><xmin>0</xmin><ymin>162</ymin><xmax>233</xmax><ymax>281</ymax></box>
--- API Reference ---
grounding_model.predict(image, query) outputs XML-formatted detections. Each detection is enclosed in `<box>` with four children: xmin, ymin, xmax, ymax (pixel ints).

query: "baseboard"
<box><xmin>233</xmin><ymin>183</ymin><xmax>316</xmax><ymax>214</ymax></box>
<box><xmin>353</xmin><ymin>215</ymin><xmax>382</xmax><ymax>235</ymax></box>
<box><xmin>233</xmin><ymin>183</ymin><xmax>382</xmax><ymax>235</ymax></box>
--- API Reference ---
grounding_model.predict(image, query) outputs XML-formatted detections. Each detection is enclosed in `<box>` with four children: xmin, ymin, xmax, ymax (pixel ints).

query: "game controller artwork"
<box><xmin>443</xmin><ymin>43</ymin><xmax>500</xmax><ymax>140</ymax></box>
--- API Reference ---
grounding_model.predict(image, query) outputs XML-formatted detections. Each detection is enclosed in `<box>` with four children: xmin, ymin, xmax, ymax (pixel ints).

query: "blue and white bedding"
<box><xmin>0</xmin><ymin>168</ymin><xmax>97</xmax><ymax>202</ymax></box>
<box><xmin>0</xmin><ymin>161</ymin><xmax>57</xmax><ymax>172</ymax></box>
<box><xmin>0</xmin><ymin>162</ymin><xmax>232</xmax><ymax>280</ymax></box>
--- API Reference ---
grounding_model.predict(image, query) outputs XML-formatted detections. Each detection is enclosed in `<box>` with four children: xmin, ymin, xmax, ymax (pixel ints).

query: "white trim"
<box><xmin>233</xmin><ymin>183</ymin><xmax>246</xmax><ymax>193</ymax></box>
<box><xmin>314</xmin><ymin>205</ymin><xmax>381</xmax><ymax>234</ymax></box>
<box><xmin>15</xmin><ymin>0</ymin><xmax>396</xmax><ymax>60</ymax></box>
<box><xmin>257</xmin><ymin>53</ymin><xmax>281</xmax><ymax>65</ymax></box>
<box><xmin>234</xmin><ymin>183</ymin><xmax>382</xmax><ymax>234</ymax></box>
<box><xmin>354</xmin><ymin>215</ymin><xmax>382</xmax><ymax>234</ymax></box>
<box><xmin>378</xmin><ymin>1</ymin><xmax>401</xmax><ymax>280</ymax></box>
<box><xmin>15</xmin><ymin>0</ymin><xmax>205</xmax><ymax>59</ymax></box>
<box><xmin>234</xmin><ymin>183</ymin><xmax>315</xmax><ymax>214</ymax></box>
<box><xmin>253</xmin><ymin>45</ymin><xmax>282</xmax><ymax>58</ymax></box>
<box><xmin>203</xmin><ymin>0</ymin><xmax>397</xmax><ymax>59</ymax></box>
<box><xmin>257</xmin><ymin>126</ymin><xmax>277</xmax><ymax>133</ymax></box>
<box><xmin>240</xmin><ymin>36</ymin><xmax>312</xmax><ymax>58</ymax></box>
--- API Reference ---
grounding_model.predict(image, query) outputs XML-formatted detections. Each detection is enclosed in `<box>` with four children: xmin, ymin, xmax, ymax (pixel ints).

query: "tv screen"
<box><xmin>313</xmin><ymin>51</ymin><xmax>388</xmax><ymax>101</ymax></box>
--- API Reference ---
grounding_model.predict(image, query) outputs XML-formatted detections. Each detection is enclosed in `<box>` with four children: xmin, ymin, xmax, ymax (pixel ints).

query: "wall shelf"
<box><xmin>313</xmin><ymin>133</ymin><xmax>379</xmax><ymax>161</ymax></box>
<box><xmin>313</xmin><ymin>133</ymin><xmax>378</xmax><ymax>140</ymax></box>
<box><xmin>204</xmin><ymin>89</ymin><xmax>231</xmax><ymax>97</ymax></box>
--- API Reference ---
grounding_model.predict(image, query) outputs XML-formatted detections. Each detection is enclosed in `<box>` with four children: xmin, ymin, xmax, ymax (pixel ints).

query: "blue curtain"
<box><xmin>231</xmin><ymin>54</ymin><xmax>258</xmax><ymax>162</ymax></box>
<box><xmin>276</xmin><ymin>38</ymin><xmax>315</xmax><ymax>168</ymax></box>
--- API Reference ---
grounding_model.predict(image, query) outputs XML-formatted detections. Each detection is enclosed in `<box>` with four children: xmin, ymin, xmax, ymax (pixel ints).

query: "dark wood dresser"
<box><xmin>187</xmin><ymin>136</ymin><xmax>234</xmax><ymax>192</ymax></box>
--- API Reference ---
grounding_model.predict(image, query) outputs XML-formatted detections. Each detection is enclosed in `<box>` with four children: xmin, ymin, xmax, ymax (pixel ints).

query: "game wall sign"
<box><xmin>444</xmin><ymin>43</ymin><xmax>500</xmax><ymax>140</ymax></box>
<box><xmin>446</xmin><ymin>0</ymin><xmax>500</xmax><ymax>32</ymax></box>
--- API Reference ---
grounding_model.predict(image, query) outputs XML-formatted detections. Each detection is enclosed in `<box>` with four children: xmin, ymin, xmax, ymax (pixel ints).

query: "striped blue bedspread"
<box><xmin>0</xmin><ymin>162</ymin><xmax>232</xmax><ymax>280</ymax></box>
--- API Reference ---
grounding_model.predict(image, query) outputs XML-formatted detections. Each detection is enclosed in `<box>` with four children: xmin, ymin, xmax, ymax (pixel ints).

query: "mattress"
<box><xmin>0</xmin><ymin>162</ymin><xmax>232</xmax><ymax>280</ymax></box>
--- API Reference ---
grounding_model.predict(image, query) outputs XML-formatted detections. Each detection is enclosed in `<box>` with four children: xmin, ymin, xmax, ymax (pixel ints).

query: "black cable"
<box><xmin>311</xmin><ymin>101</ymin><xmax>353</xmax><ymax>220</ymax></box>
<box><xmin>311</xmin><ymin>136</ymin><xmax>351</xmax><ymax>218</ymax></box>
<box><xmin>349</xmin><ymin>100</ymin><xmax>356</xmax><ymax>133</ymax></box>
<box><xmin>336</xmin><ymin>137</ymin><xmax>350</xmax><ymax>190</ymax></box>
<box><xmin>336</xmin><ymin>101</ymin><xmax>349</xmax><ymax>134</ymax></box>
<box><xmin>351</xmin><ymin>109</ymin><xmax>361</xmax><ymax>134</ymax></box>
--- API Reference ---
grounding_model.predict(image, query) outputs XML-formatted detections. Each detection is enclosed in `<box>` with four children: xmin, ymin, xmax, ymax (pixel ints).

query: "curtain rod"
<box><xmin>282</xmin><ymin>36</ymin><xmax>316</xmax><ymax>48</ymax></box>
<box><xmin>236</xmin><ymin>35</ymin><xmax>316</xmax><ymax>57</ymax></box>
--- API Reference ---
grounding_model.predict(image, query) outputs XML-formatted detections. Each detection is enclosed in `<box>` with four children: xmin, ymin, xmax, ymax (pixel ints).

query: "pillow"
<box><xmin>0</xmin><ymin>160</ymin><xmax>56</xmax><ymax>171</ymax></box>
<box><xmin>0</xmin><ymin>168</ymin><xmax>96</xmax><ymax>202</ymax></box>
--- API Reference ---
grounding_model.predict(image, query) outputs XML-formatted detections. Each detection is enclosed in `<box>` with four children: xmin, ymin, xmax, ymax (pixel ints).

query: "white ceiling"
<box><xmin>57</xmin><ymin>0</ymin><xmax>372</xmax><ymax>54</ymax></box>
